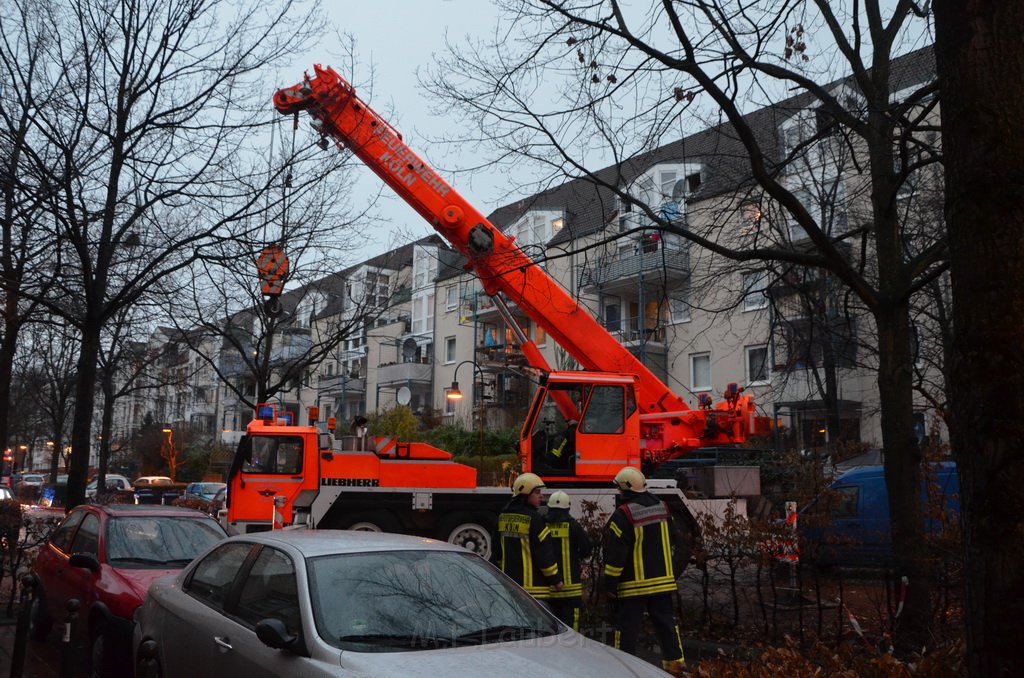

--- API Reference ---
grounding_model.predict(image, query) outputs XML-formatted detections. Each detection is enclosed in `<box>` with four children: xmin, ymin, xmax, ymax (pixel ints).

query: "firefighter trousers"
<box><xmin>613</xmin><ymin>593</ymin><xmax>684</xmax><ymax>662</ymax></box>
<box><xmin>548</xmin><ymin>597</ymin><xmax>582</xmax><ymax>631</ymax></box>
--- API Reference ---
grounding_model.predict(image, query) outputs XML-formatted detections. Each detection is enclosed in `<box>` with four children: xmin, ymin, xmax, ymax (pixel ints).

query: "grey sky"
<box><xmin>279</xmin><ymin>0</ymin><xmax>507</xmax><ymax>261</ymax></box>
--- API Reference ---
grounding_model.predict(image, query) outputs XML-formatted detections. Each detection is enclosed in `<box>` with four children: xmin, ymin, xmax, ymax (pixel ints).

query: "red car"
<box><xmin>29</xmin><ymin>503</ymin><xmax>226</xmax><ymax>676</ymax></box>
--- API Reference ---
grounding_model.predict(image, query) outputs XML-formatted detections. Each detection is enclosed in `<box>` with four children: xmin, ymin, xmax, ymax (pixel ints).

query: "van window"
<box><xmin>833</xmin><ymin>486</ymin><xmax>858</xmax><ymax>519</ymax></box>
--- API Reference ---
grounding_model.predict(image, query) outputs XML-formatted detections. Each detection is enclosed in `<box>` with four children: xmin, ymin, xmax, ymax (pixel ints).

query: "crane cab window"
<box><xmin>579</xmin><ymin>385</ymin><xmax>633</xmax><ymax>435</ymax></box>
<box><xmin>243</xmin><ymin>436</ymin><xmax>304</xmax><ymax>475</ymax></box>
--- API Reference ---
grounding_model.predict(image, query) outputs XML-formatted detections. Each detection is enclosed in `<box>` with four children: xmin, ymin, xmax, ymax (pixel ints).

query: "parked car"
<box><xmin>208</xmin><ymin>486</ymin><xmax>226</xmax><ymax>517</ymax></box>
<box><xmin>14</xmin><ymin>473</ymin><xmax>45</xmax><ymax>501</ymax></box>
<box><xmin>799</xmin><ymin>461</ymin><xmax>960</xmax><ymax>567</ymax></box>
<box><xmin>133</xmin><ymin>530</ymin><xmax>669</xmax><ymax>678</ymax></box>
<box><xmin>0</xmin><ymin>486</ymin><xmax>13</xmax><ymax>501</ymax></box>
<box><xmin>184</xmin><ymin>482</ymin><xmax>226</xmax><ymax>503</ymax></box>
<box><xmin>86</xmin><ymin>474</ymin><xmax>133</xmax><ymax>500</ymax></box>
<box><xmin>133</xmin><ymin>476</ymin><xmax>173</xmax><ymax>488</ymax></box>
<box><xmin>30</xmin><ymin>503</ymin><xmax>227</xmax><ymax>676</ymax></box>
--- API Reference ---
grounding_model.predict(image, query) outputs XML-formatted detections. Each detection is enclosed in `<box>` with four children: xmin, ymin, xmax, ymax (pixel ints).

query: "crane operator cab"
<box><xmin>523</xmin><ymin>372</ymin><xmax>642</xmax><ymax>481</ymax></box>
<box><xmin>530</xmin><ymin>406</ymin><xmax>578</xmax><ymax>473</ymax></box>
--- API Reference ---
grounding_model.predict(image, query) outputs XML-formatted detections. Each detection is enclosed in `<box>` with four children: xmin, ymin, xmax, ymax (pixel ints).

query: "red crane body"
<box><xmin>273</xmin><ymin>65</ymin><xmax>767</xmax><ymax>481</ymax></box>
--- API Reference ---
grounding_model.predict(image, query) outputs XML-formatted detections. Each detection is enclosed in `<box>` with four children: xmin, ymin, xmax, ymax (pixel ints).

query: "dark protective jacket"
<box><xmin>543</xmin><ymin>507</ymin><xmax>593</xmax><ymax>599</ymax></box>
<box><xmin>602</xmin><ymin>491</ymin><xmax>686</xmax><ymax>598</ymax></box>
<box><xmin>490</xmin><ymin>496</ymin><xmax>562</xmax><ymax>598</ymax></box>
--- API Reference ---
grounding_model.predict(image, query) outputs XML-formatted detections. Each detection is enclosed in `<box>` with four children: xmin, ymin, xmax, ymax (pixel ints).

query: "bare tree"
<box><xmin>934</xmin><ymin>2</ymin><xmax>1024</xmax><ymax>674</ymax></box>
<box><xmin>424</xmin><ymin>1</ymin><xmax>943</xmax><ymax>647</ymax></box>
<box><xmin>16</xmin><ymin>319</ymin><xmax>79</xmax><ymax>482</ymax></box>
<box><xmin>0</xmin><ymin>0</ymin><xmax>361</xmax><ymax>507</ymax></box>
<box><xmin>173</xmin><ymin>240</ymin><xmax>422</xmax><ymax>417</ymax></box>
<box><xmin>0</xmin><ymin>1</ymin><xmax>58</xmax><ymax>472</ymax></box>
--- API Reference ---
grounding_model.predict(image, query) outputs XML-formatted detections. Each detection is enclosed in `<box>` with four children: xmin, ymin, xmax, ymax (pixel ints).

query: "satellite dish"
<box><xmin>397</xmin><ymin>386</ymin><xmax>412</xmax><ymax>406</ymax></box>
<box><xmin>401</xmin><ymin>338</ymin><xmax>418</xmax><ymax>361</ymax></box>
<box><xmin>671</xmin><ymin>178</ymin><xmax>687</xmax><ymax>201</ymax></box>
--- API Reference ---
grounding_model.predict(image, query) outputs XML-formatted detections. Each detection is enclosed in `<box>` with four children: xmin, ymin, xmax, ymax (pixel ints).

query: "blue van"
<box><xmin>800</xmin><ymin>462</ymin><xmax>959</xmax><ymax>567</ymax></box>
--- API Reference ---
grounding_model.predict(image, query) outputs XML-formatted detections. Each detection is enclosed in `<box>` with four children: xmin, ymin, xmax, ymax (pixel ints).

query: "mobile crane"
<box><xmin>224</xmin><ymin>65</ymin><xmax>769</xmax><ymax>552</ymax></box>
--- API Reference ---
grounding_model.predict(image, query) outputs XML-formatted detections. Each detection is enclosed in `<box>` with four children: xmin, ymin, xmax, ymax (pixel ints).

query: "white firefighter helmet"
<box><xmin>613</xmin><ymin>466</ymin><xmax>647</xmax><ymax>492</ymax></box>
<box><xmin>512</xmin><ymin>472</ymin><xmax>545</xmax><ymax>496</ymax></box>
<box><xmin>548</xmin><ymin>491</ymin><xmax>571</xmax><ymax>509</ymax></box>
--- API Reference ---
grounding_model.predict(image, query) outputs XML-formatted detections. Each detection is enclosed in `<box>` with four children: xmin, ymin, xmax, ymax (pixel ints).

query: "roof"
<box><xmin>88</xmin><ymin>504</ymin><xmax>215</xmax><ymax>517</ymax></box>
<box><xmin>836</xmin><ymin>460</ymin><xmax>956</xmax><ymax>483</ymax></box>
<box><xmin>482</xmin><ymin>46</ymin><xmax>936</xmax><ymax>250</ymax></box>
<box><xmin>231</xmin><ymin>528</ymin><xmax>467</xmax><ymax>559</ymax></box>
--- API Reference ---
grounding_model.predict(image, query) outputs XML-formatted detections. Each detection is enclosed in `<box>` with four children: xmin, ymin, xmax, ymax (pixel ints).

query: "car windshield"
<box><xmin>105</xmin><ymin>515</ymin><xmax>225</xmax><ymax>567</ymax></box>
<box><xmin>308</xmin><ymin>550</ymin><xmax>560</xmax><ymax>652</ymax></box>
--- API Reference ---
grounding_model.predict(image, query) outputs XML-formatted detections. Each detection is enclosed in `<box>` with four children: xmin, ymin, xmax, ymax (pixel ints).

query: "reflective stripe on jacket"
<box><xmin>491</xmin><ymin>497</ymin><xmax>561</xmax><ymax>597</ymax></box>
<box><xmin>602</xmin><ymin>492</ymin><xmax>682</xmax><ymax>598</ymax></box>
<box><xmin>544</xmin><ymin>508</ymin><xmax>593</xmax><ymax>599</ymax></box>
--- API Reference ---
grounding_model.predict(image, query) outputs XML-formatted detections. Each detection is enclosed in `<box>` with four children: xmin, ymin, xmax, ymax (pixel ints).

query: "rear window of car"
<box><xmin>106</xmin><ymin>515</ymin><xmax>226</xmax><ymax>568</ymax></box>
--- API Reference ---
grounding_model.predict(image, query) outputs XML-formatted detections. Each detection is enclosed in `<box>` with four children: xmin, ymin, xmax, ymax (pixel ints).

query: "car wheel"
<box><xmin>27</xmin><ymin>594</ymin><xmax>51</xmax><ymax>641</ymax></box>
<box><xmin>135</xmin><ymin>653</ymin><xmax>163</xmax><ymax>678</ymax></box>
<box><xmin>90</xmin><ymin>620</ymin><xmax>112</xmax><ymax>678</ymax></box>
<box><xmin>441</xmin><ymin>514</ymin><xmax>494</xmax><ymax>558</ymax></box>
<box><xmin>341</xmin><ymin>510</ymin><xmax>400</xmax><ymax>533</ymax></box>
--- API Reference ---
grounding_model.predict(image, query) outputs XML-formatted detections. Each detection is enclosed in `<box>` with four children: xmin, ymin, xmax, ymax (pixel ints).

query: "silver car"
<box><xmin>133</xmin><ymin>530</ymin><xmax>669</xmax><ymax>677</ymax></box>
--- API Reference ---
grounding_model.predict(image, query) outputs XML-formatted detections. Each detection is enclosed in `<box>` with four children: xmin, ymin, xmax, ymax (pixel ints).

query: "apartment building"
<box><xmin>117</xmin><ymin>47</ymin><xmax>943</xmax><ymax>458</ymax></box>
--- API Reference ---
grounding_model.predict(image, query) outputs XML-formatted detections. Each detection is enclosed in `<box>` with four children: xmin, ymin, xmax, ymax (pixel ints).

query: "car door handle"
<box><xmin>213</xmin><ymin>636</ymin><xmax>233</xmax><ymax>651</ymax></box>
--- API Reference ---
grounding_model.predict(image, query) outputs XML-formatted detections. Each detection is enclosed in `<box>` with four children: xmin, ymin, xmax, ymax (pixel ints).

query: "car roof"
<box><xmin>229</xmin><ymin>529</ymin><xmax>469</xmax><ymax>558</ymax></box>
<box><xmin>836</xmin><ymin>461</ymin><xmax>957</xmax><ymax>483</ymax></box>
<box><xmin>79</xmin><ymin>504</ymin><xmax>215</xmax><ymax>518</ymax></box>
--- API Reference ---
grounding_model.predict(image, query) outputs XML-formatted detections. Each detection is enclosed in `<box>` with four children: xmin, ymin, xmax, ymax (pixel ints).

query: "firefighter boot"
<box><xmin>662</xmin><ymin>658</ymin><xmax>688</xmax><ymax>677</ymax></box>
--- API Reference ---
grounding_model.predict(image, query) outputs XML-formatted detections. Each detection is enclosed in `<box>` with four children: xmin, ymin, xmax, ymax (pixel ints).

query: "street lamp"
<box><xmin>446</xmin><ymin>360</ymin><xmax>487</xmax><ymax>470</ymax></box>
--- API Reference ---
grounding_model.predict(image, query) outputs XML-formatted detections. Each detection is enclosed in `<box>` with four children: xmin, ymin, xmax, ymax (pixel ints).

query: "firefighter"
<box><xmin>543</xmin><ymin>490</ymin><xmax>593</xmax><ymax>630</ymax></box>
<box><xmin>602</xmin><ymin>466</ymin><xmax>687</xmax><ymax>677</ymax></box>
<box><xmin>491</xmin><ymin>473</ymin><xmax>564</xmax><ymax>602</ymax></box>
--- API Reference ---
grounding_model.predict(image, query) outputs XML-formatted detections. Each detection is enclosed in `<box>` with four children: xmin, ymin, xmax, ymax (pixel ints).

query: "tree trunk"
<box><xmin>874</xmin><ymin>302</ymin><xmax>931</xmax><ymax>652</ymax></box>
<box><xmin>0</xmin><ymin>314</ymin><xmax>20</xmax><ymax>466</ymax></box>
<box><xmin>96</xmin><ymin>373</ymin><xmax>115</xmax><ymax>499</ymax></box>
<box><xmin>934</xmin><ymin>2</ymin><xmax>1024</xmax><ymax>674</ymax></box>
<box><xmin>67</xmin><ymin>326</ymin><xmax>101</xmax><ymax>509</ymax></box>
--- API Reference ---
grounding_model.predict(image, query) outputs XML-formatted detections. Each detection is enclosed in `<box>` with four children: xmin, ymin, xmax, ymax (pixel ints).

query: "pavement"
<box><xmin>0</xmin><ymin>617</ymin><xmax>61</xmax><ymax>678</ymax></box>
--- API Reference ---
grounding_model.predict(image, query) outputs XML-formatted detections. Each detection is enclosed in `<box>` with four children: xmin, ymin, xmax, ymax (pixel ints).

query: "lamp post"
<box><xmin>447</xmin><ymin>360</ymin><xmax>486</xmax><ymax>471</ymax></box>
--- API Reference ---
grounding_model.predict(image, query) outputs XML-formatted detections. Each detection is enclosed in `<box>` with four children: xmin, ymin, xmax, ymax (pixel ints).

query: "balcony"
<box><xmin>376</xmin><ymin>360</ymin><xmax>432</xmax><ymax>386</ymax></box>
<box><xmin>317</xmin><ymin>373</ymin><xmax>366</xmax><ymax>396</ymax></box>
<box><xmin>579</xmin><ymin>241</ymin><xmax>689</xmax><ymax>295</ymax></box>
<box><xmin>601</xmin><ymin>318</ymin><xmax>667</xmax><ymax>346</ymax></box>
<box><xmin>471</xmin><ymin>293</ymin><xmax>525</xmax><ymax>322</ymax></box>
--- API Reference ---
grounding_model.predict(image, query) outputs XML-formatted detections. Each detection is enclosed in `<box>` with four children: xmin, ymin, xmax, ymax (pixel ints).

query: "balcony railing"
<box><xmin>601</xmin><ymin>316</ymin><xmax>667</xmax><ymax>345</ymax></box>
<box><xmin>579</xmin><ymin>241</ymin><xmax>689</xmax><ymax>292</ymax></box>
<box><xmin>376</xmin><ymin>360</ymin><xmax>432</xmax><ymax>385</ymax></box>
<box><xmin>317</xmin><ymin>373</ymin><xmax>366</xmax><ymax>395</ymax></box>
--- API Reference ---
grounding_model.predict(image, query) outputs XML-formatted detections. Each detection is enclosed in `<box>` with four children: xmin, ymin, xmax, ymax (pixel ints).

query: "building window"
<box><xmin>444</xmin><ymin>337</ymin><xmax>456</xmax><ymax>364</ymax></box>
<box><xmin>746</xmin><ymin>345</ymin><xmax>769</xmax><ymax>385</ymax></box>
<box><xmin>690</xmin><ymin>352</ymin><xmax>711</xmax><ymax>391</ymax></box>
<box><xmin>445</xmin><ymin>286</ymin><xmax>458</xmax><ymax>311</ymax></box>
<box><xmin>669</xmin><ymin>284</ymin><xmax>691</xmax><ymax>324</ymax></box>
<box><xmin>743</xmin><ymin>272</ymin><xmax>769</xmax><ymax>311</ymax></box>
<box><xmin>533</xmin><ymin>323</ymin><xmax>547</xmax><ymax>347</ymax></box>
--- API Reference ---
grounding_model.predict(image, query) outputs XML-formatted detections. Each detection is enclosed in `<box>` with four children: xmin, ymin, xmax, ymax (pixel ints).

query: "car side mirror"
<box><xmin>256</xmin><ymin>618</ymin><xmax>299</xmax><ymax>652</ymax></box>
<box><xmin>69</xmin><ymin>553</ymin><xmax>100</xmax><ymax>573</ymax></box>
